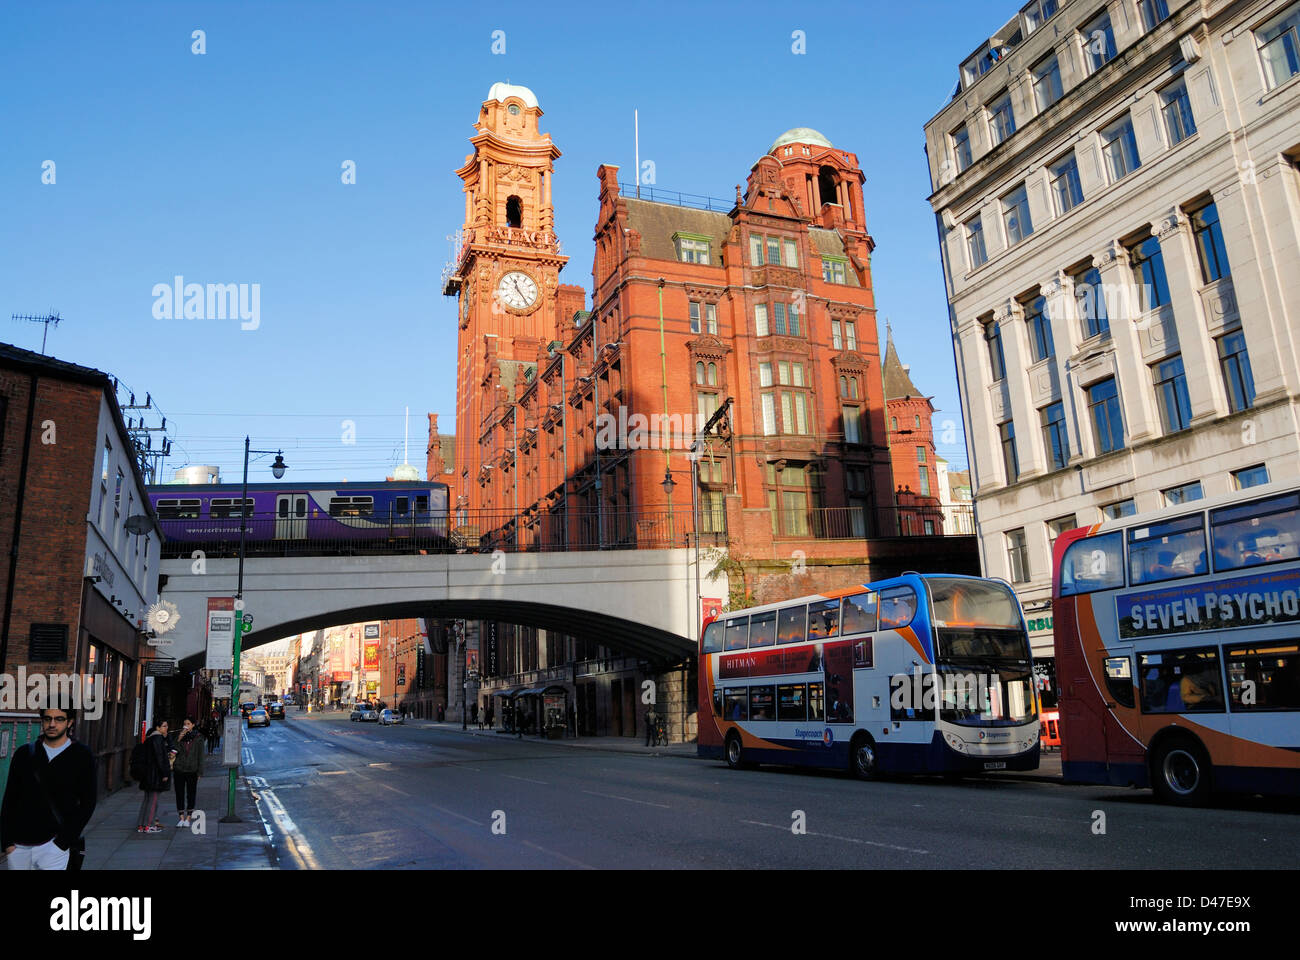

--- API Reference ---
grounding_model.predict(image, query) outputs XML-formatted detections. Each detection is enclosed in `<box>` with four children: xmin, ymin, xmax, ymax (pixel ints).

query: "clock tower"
<box><xmin>443</xmin><ymin>83</ymin><xmax>582</xmax><ymax>515</ymax></box>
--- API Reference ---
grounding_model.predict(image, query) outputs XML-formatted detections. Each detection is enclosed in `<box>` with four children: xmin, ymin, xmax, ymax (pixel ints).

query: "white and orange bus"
<box><xmin>1054</xmin><ymin>481</ymin><xmax>1300</xmax><ymax>804</ymax></box>
<box><xmin>697</xmin><ymin>574</ymin><xmax>1041</xmax><ymax>778</ymax></box>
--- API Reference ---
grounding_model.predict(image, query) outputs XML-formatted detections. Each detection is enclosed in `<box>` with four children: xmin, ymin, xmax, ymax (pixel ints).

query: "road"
<box><xmin>240</xmin><ymin>712</ymin><xmax>1300</xmax><ymax>869</ymax></box>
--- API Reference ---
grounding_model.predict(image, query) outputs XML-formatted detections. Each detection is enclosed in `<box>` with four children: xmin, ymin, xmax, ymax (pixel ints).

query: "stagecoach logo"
<box><xmin>822</xmin><ymin>728</ymin><xmax>834</xmax><ymax>747</ymax></box>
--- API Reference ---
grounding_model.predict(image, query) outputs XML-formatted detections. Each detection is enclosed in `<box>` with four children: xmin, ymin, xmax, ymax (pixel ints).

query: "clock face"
<box><xmin>497</xmin><ymin>271</ymin><xmax>539</xmax><ymax>310</ymax></box>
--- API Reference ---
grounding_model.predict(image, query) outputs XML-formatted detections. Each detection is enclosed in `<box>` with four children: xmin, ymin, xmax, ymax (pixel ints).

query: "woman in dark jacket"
<box><xmin>170</xmin><ymin>717</ymin><xmax>205</xmax><ymax>827</ymax></box>
<box><xmin>135</xmin><ymin>723</ymin><xmax>170</xmax><ymax>834</ymax></box>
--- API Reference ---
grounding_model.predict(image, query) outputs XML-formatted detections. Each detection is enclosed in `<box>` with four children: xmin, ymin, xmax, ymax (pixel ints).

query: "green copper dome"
<box><xmin>770</xmin><ymin>127</ymin><xmax>833</xmax><ymax>152</ymax></box>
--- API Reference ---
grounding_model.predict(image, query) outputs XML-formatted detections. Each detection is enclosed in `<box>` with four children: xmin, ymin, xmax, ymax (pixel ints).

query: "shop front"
<box><xmin>78</xmin><ymin>585</ymin><xmax>147</xmax><ymax>794</ymax></box>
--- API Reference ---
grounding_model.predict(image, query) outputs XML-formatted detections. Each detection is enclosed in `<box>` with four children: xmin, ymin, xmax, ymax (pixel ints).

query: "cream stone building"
<box><xmin>925</xmin><ymin>0</ymin><xmax>1300</xmax><ymax>669</ymax></box>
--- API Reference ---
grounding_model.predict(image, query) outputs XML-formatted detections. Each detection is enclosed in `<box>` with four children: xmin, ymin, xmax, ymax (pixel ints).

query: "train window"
<box><xmin>777</xmin><ymin>606</ymin><xmax>806</xmax><ymax>645</ymax></box>
<box><xmin>209</xmin><ymin>498</ymin><xmax>253</xmax><ymax>519</ymax></box>
<box><xmin>330</xmin><ymin>497</ymin><xmax>374</xmax><ymax>518</ymax></box>
<box><xmin>155</xmin><ymin>499</ymin><xmax>200</xmax><ymax>520</ymax></box>
<box><xmin>396</xmin><ymin>497</ymin><xmax>410</xmax><ymax>515</ymax></box>
<box><xmin>416</xmin><ymin>495</ymin><xmax>429</xmax><ymax>513</ymax></box>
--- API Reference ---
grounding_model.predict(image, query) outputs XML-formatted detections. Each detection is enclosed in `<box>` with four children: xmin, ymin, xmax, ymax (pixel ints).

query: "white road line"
<box><xmin>739</xmin><ymin>819</ymin><xmax>929</xmax><ymax>855</ymax></box>
<box><xmin>521</xmin><ymin>839</ymin><xmax>596</xmax><ymax>870</ymax></box>
<box><xmin>502</xmin><ymin>774</ymin><xmax>549</xmax><ymax>785</ymax></box>
<box><xmin>242</xmin><ymin>748</ymin><xmax>254</xmax><ymax>766</ymax></box>
<box><xmin>260</xmin><ymin>786</ymin><xmax>320</xmax><ymax>869</ymax></box>
<box><xmin>426</xmin><ymin>802</ymin><xmax>484</xmax><ymax>827</ymax></box>
<box><xmin>582</xmin><ymin>790</ymin><xmax>670</xmax><ymax>809</ymax></box>
<box><xmin>317</xmin><ymin>770</ymin><xmax>347</xmax><ymax>776</ymax></box>
<box><xmin>373</xmin><ymin>781</ymin><xmax>411</xmax><ymax>798</ymax></box>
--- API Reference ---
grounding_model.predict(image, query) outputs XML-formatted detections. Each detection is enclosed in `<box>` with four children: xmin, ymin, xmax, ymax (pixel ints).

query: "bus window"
<box><xmin>1128</xmin><ymin>514</ymin><xmax>1208</xmax><ymax>586</ymax></box>
<box><xmin>749</xmin><ymin>611</ymin><xmax>777</xmax><ymax>647</ymax></box>
<box><xmin>778</xmin><ymin>684</ymin><xmax>807</xmax><ymax>721</ymax></box>
<box><xmin>777</xmin><ymin>606</ymin><xmax>806</xmax><ymax>645</ymax></box>
<box><xmin>712</xmin><ymin>687</ymin><xmax>723</xmax><ymax>717</ymax></box>
<box><xmin>841</xmin><ymin>592</ymin><xmax>878</xmax><ymax>634</ymax></box>
<box><xmin>928</xmin><ymin>578</ymin><xmax>1020</xmax><ymax>627</ymax></box>
<box><xmin>878</xmin><ymin>587</ymin><xmax>917</xmax><ymax>630</ymax></box>
<box><xmin>1103</xmin><ymin>656</ymin><xmax>1135</xmax><ymax>709</ymax></box>
<box><xmin>807</xmin><ymin>682</ymin><xmax>825</xmax><ymax>720</ymax></box>
<box><xmin>1211</xmin><ymin>492</ymin><xmax>1300</xmax><ymax>572</ymax></box>
<box><xmin>806</xmin><ymin>599</ymin><xmax>839</xmax><ymax>639</ymax></box>
<box><xmin>1059</xmin><ymin>532</ymin><xmax>1124</xmax><ymax>595</ymax></box>
<box><xmin>1226</xmin><ymin>645</ymin><xmax>1300</xmax><ymax>711</ymax></box>
<box><xmin>701</xmin><ymin>620</ymin><xmax>724</xmax><ymax>654</ymax></box>
<box><xmin>749</xmin><ymin>686</ymin><xmax>775</xmax><ymax>720</ymax></box>
<box><xmin>1137</xmin><ymin>649</ymin><xmax>1224</xmax><ymax>713</ymax></box>
<box><xmin>725</xmin><ymin>617</ymin><xmax>749</xmax><ymax>651</ymax></box>
<box><xmin>723</xmin><ymin>688</ymin><xmax>748</xmax><ymax>721</ymax></box>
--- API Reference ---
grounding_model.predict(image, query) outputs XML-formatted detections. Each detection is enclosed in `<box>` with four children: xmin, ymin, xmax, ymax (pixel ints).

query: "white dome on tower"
<box><xmin>487</xmin><ymin>82</ymin><xmax>539</xmax><ymax>109</ymax></box>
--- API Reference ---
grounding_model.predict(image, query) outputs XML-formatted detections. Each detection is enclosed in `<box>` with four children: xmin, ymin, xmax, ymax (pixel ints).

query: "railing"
<box><xmin>772</xmin><ymin>504</ymin><xmax>977</xmax><ymax>540</ymax></box>
<box><xmin>618</xmin><ymin>181</ymin><xmax>734</xmax><ymax>212</ymax></box>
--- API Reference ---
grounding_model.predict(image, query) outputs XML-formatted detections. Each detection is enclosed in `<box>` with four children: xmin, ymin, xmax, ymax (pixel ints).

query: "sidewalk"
<box><xmin>77</xmin><ymin>754</ymin><xmax>274</xmax><ymax>870</ymax></box>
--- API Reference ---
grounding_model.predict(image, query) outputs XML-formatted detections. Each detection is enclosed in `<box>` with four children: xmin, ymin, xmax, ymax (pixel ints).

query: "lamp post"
<box><xmin>661</xmin><ymin>467</ymin><xmax>676</xmax><ymax>547</ymax></box>
<box><xmin>223</xmin><ymin>437</ymin><xmax>286</xmax><ymax>823</ymax></box>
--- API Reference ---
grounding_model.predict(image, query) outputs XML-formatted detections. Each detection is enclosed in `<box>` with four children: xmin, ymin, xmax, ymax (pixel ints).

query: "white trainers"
<box><xmin>177</xmin><ymin>817</ymin><xmax>188</xmax><ymax>827</ymax></box>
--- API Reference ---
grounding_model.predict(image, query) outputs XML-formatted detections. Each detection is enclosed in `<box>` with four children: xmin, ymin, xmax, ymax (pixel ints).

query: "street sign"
<box><xmin>222</xmin><ymin>716</ymin><xmax>241</xmax><ymax>767</ymax></box>
<box><xmin>145</xmin><ymin>660</ymin><xmax>176</xmax><ymax>677</ymax></box>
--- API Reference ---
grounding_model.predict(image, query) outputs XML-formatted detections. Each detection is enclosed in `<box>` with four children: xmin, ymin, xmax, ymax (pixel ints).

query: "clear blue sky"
<box><xmin>1</xmin><ymin>0</ymin><xmax>1014</xmax><ymax>483</ymax></box>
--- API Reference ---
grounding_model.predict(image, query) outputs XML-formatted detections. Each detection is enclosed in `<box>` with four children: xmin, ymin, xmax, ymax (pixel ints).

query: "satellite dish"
<box><xmin>125</xmin><ymin>515</ymin><xmax>153</xmax><ymax>535</ymax></box>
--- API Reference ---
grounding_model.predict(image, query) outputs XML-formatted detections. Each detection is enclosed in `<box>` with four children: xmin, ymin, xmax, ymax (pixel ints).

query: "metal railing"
<box><xmin>619</xmin><ymin>181</ymin><xmax>734</xmax><ymax>212</ymax></box>
<box><xmin>771</xmin><ymin>504</ymin><xmax>977</xmax><ymax>540</ymax></box>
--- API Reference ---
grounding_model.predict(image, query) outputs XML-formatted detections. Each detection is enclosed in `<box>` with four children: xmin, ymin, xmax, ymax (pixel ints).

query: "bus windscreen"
<box><xmin>927</xmin><ymin>578</ymin><xmax>1022</xmax><ymax>629</ymax></box>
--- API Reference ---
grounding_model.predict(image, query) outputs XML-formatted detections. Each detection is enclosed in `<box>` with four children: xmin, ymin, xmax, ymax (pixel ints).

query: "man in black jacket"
<box><xmin>1</xmin><ymin>706</ymin><xmax>97</xmax><ymax>870</ymax></box>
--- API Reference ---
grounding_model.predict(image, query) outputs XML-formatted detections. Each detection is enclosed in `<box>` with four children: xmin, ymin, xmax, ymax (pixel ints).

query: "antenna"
<box><xmin>12</xmin><ymin>312</ymin><xmax>62</xmax><ymax>354</ymax></box>
<box><xmin>634</xmin><ymin>108</ymin><xmax>640</xmax><ymax>199</ymax></box>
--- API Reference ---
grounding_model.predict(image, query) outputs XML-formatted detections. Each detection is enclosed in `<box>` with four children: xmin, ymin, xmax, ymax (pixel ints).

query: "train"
<box><xmin>146</xmin><ymin>481</ymin><xmax>449</xmax><ymax>554</ymax></box>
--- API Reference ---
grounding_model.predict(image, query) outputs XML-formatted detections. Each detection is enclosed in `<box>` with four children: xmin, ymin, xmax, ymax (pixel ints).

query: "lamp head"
<box><xmin>271</xmin><ymin>452</ymin><xmax>288</xmax><ymax>479</ymax></box>
<box><xmin>661</xmin><ymin>468</ymin><xmax>676</xmax><ymax>495</ymax></box>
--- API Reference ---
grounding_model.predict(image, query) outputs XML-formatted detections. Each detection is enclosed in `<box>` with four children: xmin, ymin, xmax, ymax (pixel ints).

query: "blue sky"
<box><xmin>1</xmin><ymin>0</ymin><xmax>1015</xmax><ymax>483</ymax></box>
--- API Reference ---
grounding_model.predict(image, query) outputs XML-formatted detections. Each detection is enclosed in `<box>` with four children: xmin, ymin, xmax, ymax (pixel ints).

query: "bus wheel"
<box><xmin>1151</xmin><ymin>737</ymin><xmax>1211</xmax><ymax>806</ymax></box>
<box><xmin>850</xmin><ymin>733</ymin><xmax>878</xmax><ymax>780</ymax></box>
<box><xmin>724</xmin><ymin>732</ymin><xmax>745</xmax><ymax>770</ymax></box>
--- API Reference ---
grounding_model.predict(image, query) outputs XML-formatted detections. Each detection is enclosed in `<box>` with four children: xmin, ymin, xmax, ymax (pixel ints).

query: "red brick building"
<box><xmin>882</xmin><ymin>326</ymin><xmax>944</xmax><ymax>535</ymax></box>
<box><xmin>0</xmin><ymin>343</ymin><xmax>163</xmax><ymax>794</ymax></box>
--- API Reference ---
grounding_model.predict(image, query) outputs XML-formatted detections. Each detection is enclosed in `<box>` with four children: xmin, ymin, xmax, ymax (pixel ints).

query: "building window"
<box><xmin>986</xmin><ymin>321</ymin><xmax>1007</xmax><ymax>382</ymax></box>
<box><xmin>1218</xmin><ymin>330</ymin><xmax>1256</xmax><ymax>412</ymax></box>
<box><xmin>755</xmin><ymin>303</ymin><xmax>769</xmax><ymax>337</ymax></box>
<box><xmin>831</xmin><ymin>320</ymin><xmax>843</xmax><ymax>349</ymax></box>
<box><xmin>999</xmin><ymin>420</ymin><xmax>1020</xmax><ymax>483</ymax></box>
<box><xmin>762</xmin><ymin>393</ymin><xmax>778</xmax><ymax>435</ymax></box>
<box><xmin>1047</xmin><ymin>514</ymin><xmax>1077</xmax><ymax>553</ymax></box>
<box><xmin>1101</xmin><ymin>116</ymin><xmax>1141</xmax><ymax>182</ymax></box>
<box><xmin>1138</xmin><ymin>0</ymin><xmax>1170</xmax><ymax>32</ymax></box>
<box><xmin>916</xmin><ymin>446</ymin><xmax>926</xmax><ymax>463</ymax></box>
<box><xmin>843</xmin><ymin>406</ymin><xmax>862</xmax><ymax>445</ymax></box>
<box><xmin>1131</xmin><ymin>236</ymin><xmax>1171</xmax><ymax>311</ymax></box>
<box><xmin>1163</xmin><ymin>480</ymin><xmax>1204</xmax><ymax>506</ymax></box>
<box><xmin>689</xmin><ymin>301</ymin><xmax>701</xmax><ymax>334</ymax></box>
<box><xmin>966</xmin><ymin>214</ymin><xmax>988</xmax><ymax>268</ymax></box>
<box><xmin>918</xmin><ymin>464</ymin><xmax>931</xmax><ymax>496</ymax></box>
<box><xmin>698</xmin><ymin>392</ymin><xmax>720</xmax><ymax>422</ymax></box>
<box><xmin>1232</xmin><ymin>464</ymin><xmax>1269</xmax><ymax>489</ymax></box>
<box><xmin>701</xmin><ymin>490</ymin><xmax>726</xmax><ymax>533</ymax></box>
<box><xmin>952</xmin><ymin>124</ymin><xmax>973</xmax><ymax>173</ymax></box>
<box><xmin>988</xmin><ymin>92</ymin><xmax>1016</xmax><ymax>146</ymax></box>
<box><xmin>783</xmin><ymin>239</ymin><xmax>798</xmax><ymax>268</ymax></box>
<box><xmin>675</xmin><ymin>234</ymin><xmax>711</xmax><ymax>264</ymax></box>
<box><xmin>114</xmin><ymin>469</ymin><xmax>124</xmax><ymax>515</ymax></box>
<box><xmin>1102</xmin><ymin>498</ymin><xmax>1136</xmax><ymax>520</ymax></box>
<box><xmin>845</xmin><ymin>322</ymin><xmax>858</xmax><ymax>350</ymax></box>
<box><xmin>1025</xmin><ymin>295</ymin><xmax>1054</xmax><ymax>362</ymax></box>
<box><xmin>1023</xmin><ymin>0</ymin><xmax>1060</xmax><ymax>35</ymax></box>
<box><xmin>767</xmin><ymin>236</ymin><xmax>782</xmax><ymax>266</ymax></box>
<box><xmin>1002</xmin><ymin>184</ymin><xmax>1033</xmax><ymax>246</ymax></box>
<box><xmin>1258</xmin><ymin>5</ymin><xmax>1300</xmax><ymax>90</ymax></box>
<box><xmin>766</xmin><ymin>463</ymin><xmax>818</xmax><ymax>537</ymax></box>
<box><xmin>1041</xmin><ymin>401</ymin><xmax>1070</xmax><ymax>470</ymax></box>
<box><xmin>1087</xmin><ymin>377</ymin><xmax>1125</xmax><ymax>454</ymax></box>
<box><xmin>1161</xmin><ymin>78</ymin><xmax>1196</xmax><ymax>146</ymax></box>
<box><xmin>759</xmin><ymin>362</ymin><xmax>773</xmax><ymax>387</ymax></box>
<box><xmin>1073</xmin><ymin>266</ymin><xmax>1109</xmax><ymax>338</ymax></box>
<box><xmin>1033</xmin><ymin>55</ymin><xmax>1064</xmax><ymax>111</ymax></box>
<box><xmin>1007</xmin><ymin>528</ymin><xmax>1030</xmax><ymax>582</ymax></box>
<box><xmin>1153</xmin><ymin>356</ymin><xmax>1193</xmax><ymax>434</ymax></box>
<box><xmin>914</xmin><ymin>414</ymin><xmax>920</xmax><ymax>428</ymax></box>
<box><xmin>773</xmin><ymin>302</ymin><xmax>788</xmax><ymax>336</ymax></box>
<box><xmin>1190</xmin><ymin>203</ymin><xmax>1230</xmax><ymax>284</ymax></box>
<box><xmin>822</xmin><ymin>258</ymin><xmax>848</xmax><ymax>284</ymax></box>
<box><xmin>1081</xmin><ymin>10</ymin><xmax>1118</xmax><ymax>74</ymax></box>
<box><xmin>1049</xmin><ymin>153</ymin><xmax>1083</xmax><ymax>215</ymax></box>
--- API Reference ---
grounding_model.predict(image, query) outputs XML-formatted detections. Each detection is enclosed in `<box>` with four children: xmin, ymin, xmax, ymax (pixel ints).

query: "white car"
<box><xmin>378</xmin><ymin>709</ymin><xmax>404</xmax><ymax>726</ymax></box>
<box><xmin>350</xmin><ymin>704</ymin><xmax>378</xmax><ymax>722</ymax></box>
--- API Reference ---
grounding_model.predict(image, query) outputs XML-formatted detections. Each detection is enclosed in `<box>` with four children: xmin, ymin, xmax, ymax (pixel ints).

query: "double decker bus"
<box><xmin>1054</xmin><ymin>481</ymin><xmax>1300</xmax><ymax>804</ymax></box>
<box><xmin>697</xmin><ymin>573</ymin><xmax>1040</xmax><ymax>777</ymax></box>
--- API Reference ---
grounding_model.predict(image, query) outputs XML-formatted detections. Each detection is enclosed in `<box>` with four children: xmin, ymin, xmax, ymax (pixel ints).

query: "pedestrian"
<box><xmin>131</xmin><ymin>722</ymin><xmax>171</xmax><ymax>834</ymax></box>
<box><xmin>437</xmin><ymin>702</ymin><xmax>445</xmax><ymax>723</ymax></box>
<box><xmin>486</xmin><ymin>704</ymin><xmax>493</xmax><ymax>730</ymax></box>
<box><xmin>645</xmin><ymin>707</ymin><xmax>656</xmax><ymax>747</ymax></box>
<box><xmin>170</xmin><ymin>717</ymin><xmax>205</xmax><ymax>827</ymax></box>
<box><xmin>516</xmin><ymin>703</ymin><xmax>523</xmax><ymax>739</ymax></box>
<box><xmin>1</xmin><ymin>705</ymin><xmax>96</xmax><ymax>870</ymax></box>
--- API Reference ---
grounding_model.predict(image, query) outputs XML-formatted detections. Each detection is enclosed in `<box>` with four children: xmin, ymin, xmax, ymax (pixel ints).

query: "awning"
<box><xmin>492</xmin><ymin>687</ymin><xmax>524</xmax><ymax>698</ymax></box>
<box><xmin>517</xmin><ymin>686</ymin><xmax>545</xmax><ymax>696</ymax></box>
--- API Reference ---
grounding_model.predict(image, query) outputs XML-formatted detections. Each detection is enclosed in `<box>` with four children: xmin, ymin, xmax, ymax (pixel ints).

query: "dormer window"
<box><xmin>818</xmin><ymin>167</ymin><xmax>838</xmax><ymax>206</ymax></box>
<box><xmin>674</xmin><ymin>232</ymin><xmax>711</xmax><ymax>264</ymax></box>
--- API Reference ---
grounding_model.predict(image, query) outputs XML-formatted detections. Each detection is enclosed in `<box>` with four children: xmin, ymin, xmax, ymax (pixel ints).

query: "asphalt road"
<box><xmin>240</xmin><ymin>712</ymin><xmax>1300</xmax><ymax>869</ymax></box>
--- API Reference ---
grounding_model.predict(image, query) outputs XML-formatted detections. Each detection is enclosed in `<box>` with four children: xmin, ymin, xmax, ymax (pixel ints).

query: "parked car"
<box><xmin>266</xmin><ymin>701</ymin><xmax>285</xmax><ymax>719</ymax></box>
<box><xmin>350</xmin><ymin>704</ymin><xmax>378</xmax><ymax>722</ymax></box>
<box><xmin>378</xmin><ymin>709</ymin><xmax>403</xmax><ymax>726</ymax></box>
<box><xmin>247</xmin><ymin>707</ymin><xmax>270</xmax><ymax>728</ymax></box>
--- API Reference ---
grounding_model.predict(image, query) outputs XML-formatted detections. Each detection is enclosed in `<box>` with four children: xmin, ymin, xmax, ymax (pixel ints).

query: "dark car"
<box><xmin>240</xmin><ymin>702</ymin><xmax>256</xmax><ymax>718</ymax></box>
<box><xmin>267</xmin><ymin>701</ymin><xmax>285</xmax><ymax>719</ymax></box>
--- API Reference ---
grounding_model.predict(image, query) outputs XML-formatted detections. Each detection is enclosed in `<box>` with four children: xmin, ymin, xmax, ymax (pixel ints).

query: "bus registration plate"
<box><xmin>983</xmin><ymin>761</ymin><xmax>1007</xmax><ymax>770</ymax></box>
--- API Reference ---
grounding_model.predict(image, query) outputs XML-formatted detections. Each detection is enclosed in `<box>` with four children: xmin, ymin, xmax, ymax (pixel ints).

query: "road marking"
<box><xmin>426</xmin><ymin>802</ymin><xmax>483</xmax><ymax>827</ymax></box>
<box><xmin>582</xmin><ymin>790</ymin><xmax>670</xmax><ymax>809</ymax></box>
<box><xmin>260</xmin><ymin>786</ymin><xmax>320</xmax><ymax>870</ymax></box>
<box><xmin>739</xmin><ymin>820</ymin><xmax>929</xmax><ymax>855</ymax></box>
<box><xmin>522</xmin><ymin>840</ymin><xmax>596</xmax><ymax>870</ymax></box>
<box><xmin>374</xmin><ymin>781</ymin><xmax>411</xmax><ymax>798</ymax></box>
<box><xmin>503</xmin><ymin>774</ymin><xmax>549</xmax><ymax>785</ymax></box>
<box><xmin>368</xmin><ymin>762</ymin><xmax>395</xmax><ymax>769</ymax></box>
<box><xmin>242</xmin><ymin>748</ymin><xmax>254</xmax><ymax>766</ymax></box>
<box><xmin>317</xmin><ymin>770</ymin><xmax>347</xmax><ymax>776</ymax></box>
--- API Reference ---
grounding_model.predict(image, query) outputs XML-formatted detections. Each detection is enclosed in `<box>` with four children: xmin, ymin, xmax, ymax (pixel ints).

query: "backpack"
<box><xmin>129</xmin><ymin>739</ymin><xmax>151</xmax><ymax>782</ymax></box>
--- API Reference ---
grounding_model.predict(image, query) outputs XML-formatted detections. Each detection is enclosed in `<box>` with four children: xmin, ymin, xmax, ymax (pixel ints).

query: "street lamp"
<box><xmin>223</xmin><ymin>437</ymin><xmax>287</xmax><ymax>823</ymax></box>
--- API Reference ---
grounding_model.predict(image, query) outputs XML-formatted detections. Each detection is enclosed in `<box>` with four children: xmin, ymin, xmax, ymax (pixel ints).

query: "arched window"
<box><xmin>707</xmin><ymin>362</ymin><xmax>717</xmax><ymax>385</ymax></box>
<box><xmin>506</xmin><ymin>195</ymin><xmax>522</xmax><ymax>228</ymax></box>
<box><xmin>891</xmin><ymin>416</ymin><xmax>898</xmax><ymax>431</ymax></box>
<box><xmin>852</xmin><ymin>378</ymin><xmax>859</xmax><ymax>399</ymax></box>
<box><xmin>915</xmin><ymin>414</ymin><xmax>921</xmax><ymax>428</ymax></box>
<box><xmin>696</xmin><ymin>362</ymin><xmax>705</xmax><ymax>384</ymax></box>
<box><xmin>818</xmin><ymin>166</ymin><xmax>838</xmax><ymax>207</ymax></box>
<box><xmin>839</xmin><ymin>375</ymin><xmax>848</xmax><ymax>397</ymax></box>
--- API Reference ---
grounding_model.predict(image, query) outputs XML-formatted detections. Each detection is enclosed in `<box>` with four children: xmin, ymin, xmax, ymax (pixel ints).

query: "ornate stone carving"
<box><xmin>1153</xmin><ymin>207</ymin><xmax>1189</xmax><ymax>240</ymax></box>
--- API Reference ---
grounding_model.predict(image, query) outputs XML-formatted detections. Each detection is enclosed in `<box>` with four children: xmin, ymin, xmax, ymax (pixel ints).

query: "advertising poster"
<box><xmin>364</xmin><ymin>641</ymin><xmax>380</xmax><ymax>670</ymax></box>
<box><xmin>466</xmin><ymin>645</ymin><xmax>480</xmax><ymax>679</ymax></box>
<box><xmin>701</xmin><ymin>597</ymin><xmax>723</xmax><ymax>628</ymax></box>
<box><xmin>205</xmin><ymin>598</ymin><xmax>235</xmax><ymax>670</ymax></box>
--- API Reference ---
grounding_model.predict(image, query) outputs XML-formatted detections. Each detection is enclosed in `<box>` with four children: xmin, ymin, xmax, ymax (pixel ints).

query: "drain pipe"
<box><xmin>658</xmin><ymin>278</ymin><xmax>674</xmax><ymax>543</ymax></box>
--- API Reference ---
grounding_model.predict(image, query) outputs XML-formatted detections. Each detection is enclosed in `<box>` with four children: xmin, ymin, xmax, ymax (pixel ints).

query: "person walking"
<box><xmin>1</xmin><ymin>705</ymin><xmax>96</xmax><ymax>870</ymax></box>
<box><xmin>170</xmin><ymin>717</ymin><xmax>204</xmax><ymax>827</ymax></box>
<box><xmin>645</xmin><ymin>707</ymin><xmax>656</xmax><ymax>747</ymax></box>
<box><xmin>486</xmin><ymin>703</ymin><xmax>493</xmax><ymax>730</ymax></box>
<box><xmin>131</xmin><ymin>722</ymin><xmax>171</xmax><ymax>834</ymax></box>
